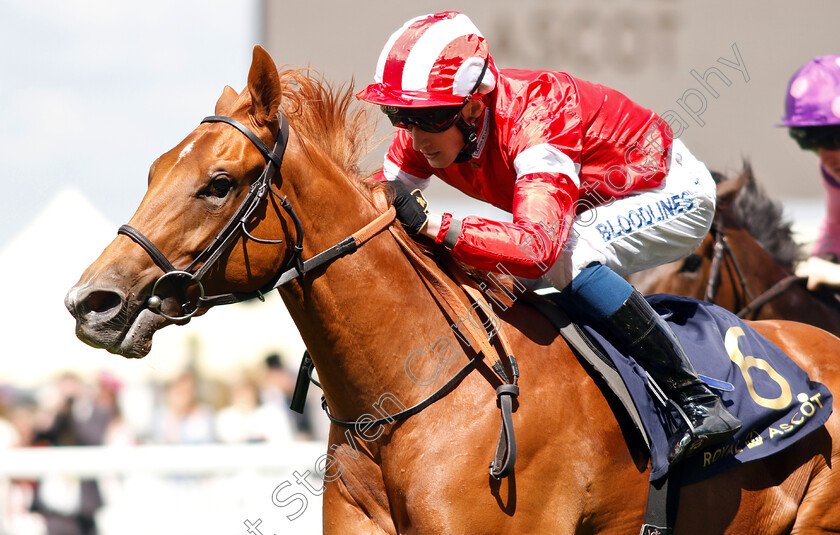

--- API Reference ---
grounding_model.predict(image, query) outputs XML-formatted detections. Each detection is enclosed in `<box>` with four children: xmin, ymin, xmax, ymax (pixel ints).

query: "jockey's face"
<box><xmin>407</xmin><ymin>122</ymin><xmax>465</xmax><ymax>168</ymax></box>
<box><xmin>406</xmin><ymin>100</ymin><xmax>483</xmax><ymax>168</ymax></box>
<box><xmin>817</xmin><ymin>146</ymin><xmax>840</xmax><ymax>181</ymax></box>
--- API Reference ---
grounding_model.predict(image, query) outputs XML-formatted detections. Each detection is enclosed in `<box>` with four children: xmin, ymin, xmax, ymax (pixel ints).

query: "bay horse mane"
<box><xmin>713</xmin><ymin>163</ymin><xmax>801</xmax><ymax>271</ymax></box>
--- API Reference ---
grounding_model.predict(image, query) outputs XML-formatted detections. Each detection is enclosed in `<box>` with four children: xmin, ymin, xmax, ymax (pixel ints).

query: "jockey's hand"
<box><xmin>387</xmin><ymin>181</ymin><xmax>429</xmax><ymax>234</ymax></box>
<box><xmin>795</xmin><ymin>255</ymin><xmax>840</xmax><ymax>290</ymax></box>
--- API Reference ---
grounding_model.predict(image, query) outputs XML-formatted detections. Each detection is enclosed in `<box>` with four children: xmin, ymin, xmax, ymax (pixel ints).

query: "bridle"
<box><xmin>704</xmin><ymin>216</ymin><xmax>749</xmax><ymax>310</ymax></box>
<box><xmin>704</xmin><ymin>215</ymin><xmax>803</xmax><ymax>319</ymax></box>
<box><xmin>118</xmin><ymin>111</ymin><xmax>297</xmax><ymax>321</ymax></box>
<box><xmin>118</xmin><ymin>110</ymin><xmax>394</xmax><ymax>321</ymax></box>
<box><xmin>115</xmin><ymin>106</ymin><xmax>523</xmax><ymax>480</ymax></box>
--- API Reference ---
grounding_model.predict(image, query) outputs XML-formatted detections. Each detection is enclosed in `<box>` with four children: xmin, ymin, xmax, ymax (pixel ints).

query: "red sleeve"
<box><xmin>440</xmin><ymin>75</ymin><xmax>583</xmax><ymax>279</ymax></box>
<box><xmin>446</xmin><ymin>171</ymin><xmax>578</xmax><ymax>279</ymax></box>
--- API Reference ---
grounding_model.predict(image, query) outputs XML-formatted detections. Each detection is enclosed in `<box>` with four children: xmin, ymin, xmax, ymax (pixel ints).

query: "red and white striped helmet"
<box><xmin>356</xmin><ymin>11</ymin><xmax>498</xmax><ymax>108</ymax></box>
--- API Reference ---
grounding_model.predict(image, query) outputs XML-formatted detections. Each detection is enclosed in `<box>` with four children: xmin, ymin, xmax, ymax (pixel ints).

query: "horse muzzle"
<box><xmin>65</xmin><ymin>283</ymin><xmax>166</xmax><ymax>358</ymax></box>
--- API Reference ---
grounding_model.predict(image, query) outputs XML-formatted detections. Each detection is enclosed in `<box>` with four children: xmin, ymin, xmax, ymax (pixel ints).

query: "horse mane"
<box><xmin>270</xmin><ymin>71</ymin><xmax>511</xmax><ymax>288</ymax></box>
<box><xmin>276</xmin><ymin>69</ymin><xmax>381</xmax><ymax>183</ymax></box>
<box><xmin>713</xmin><ymin>163</ymin><xmax>801</xmax><ymax>271</ymax></box>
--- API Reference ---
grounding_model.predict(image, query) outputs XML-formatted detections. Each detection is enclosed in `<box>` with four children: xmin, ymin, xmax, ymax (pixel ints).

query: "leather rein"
<box><xmin>704</xmin><ymin>215</ymin><xmax>803</xmax><ymax>319</ymax></box>
<box><xmin>118</xmin><ymin>111</ymin><xmax>394</xmax><ymax>321</ymax></box>
<box><xmin>117</xmin><ymin>109</ymin><xmax>519</xmax><ymax>479</ymax></box>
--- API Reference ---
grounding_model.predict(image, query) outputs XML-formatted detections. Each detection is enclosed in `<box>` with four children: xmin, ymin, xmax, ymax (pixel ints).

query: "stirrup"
<box><xmin>668</xmin><ymin>430</ymin><xmax>708</xmax><ymax>464</ymax></box>
<box><xmin>667</xmin><ymin>398</ymin><xmax>742</xmax><ymax>463</ymax></box>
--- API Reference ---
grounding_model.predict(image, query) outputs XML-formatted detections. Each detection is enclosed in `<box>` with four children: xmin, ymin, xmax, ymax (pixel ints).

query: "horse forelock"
<box><xmin>721</xmin><ymin>163</ymin><xmax>801</xmax><ymax>270</ymax></box>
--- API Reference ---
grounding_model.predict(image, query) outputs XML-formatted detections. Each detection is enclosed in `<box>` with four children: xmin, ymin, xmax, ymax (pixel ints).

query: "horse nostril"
<box><xmin>84</xmin><ymin>290</ymin><xmax>123</xmax><ymax>314</ymax></box>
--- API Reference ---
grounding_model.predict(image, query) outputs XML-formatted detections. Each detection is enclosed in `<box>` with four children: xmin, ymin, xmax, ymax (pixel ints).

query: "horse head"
<box><xmin>635</xmin><ymin>166</ymin><xmax>780</xmax><ymax>302</ymax></box>
<box><xmin>628</xmin><ymin>164</ymin><xmax>840</xmax><ymax>333</ymax></box>
<box><xmin>65</xmin><ymin>46</ymin><xmax>318</xmax><ymax>357</ymax></box>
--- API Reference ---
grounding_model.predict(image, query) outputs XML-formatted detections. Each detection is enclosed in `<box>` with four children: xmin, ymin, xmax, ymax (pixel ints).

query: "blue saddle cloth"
<box><xmin>579</xmin><ymin>294</ymin><xmax>833</xmax><ymax>483</ymax></box>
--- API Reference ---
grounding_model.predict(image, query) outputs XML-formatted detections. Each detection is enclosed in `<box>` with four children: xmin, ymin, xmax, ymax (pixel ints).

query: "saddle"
<box><xmin>526</xmin><ymin>289</ymin><xmax>833</xmax><ymax>534</ymax></box>
<box><xmin>529</xmin><ymin>290</ymin><xmax>832</xmax><ymax>482</ymax></box>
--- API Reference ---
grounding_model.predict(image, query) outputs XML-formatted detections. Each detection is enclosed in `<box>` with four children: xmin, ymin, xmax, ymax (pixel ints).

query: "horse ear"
<box><xmin>716</xmin><ymin>176</ymin><xmax>741</xmax><ymax>209</ymax></box>
<box><xmin>214</xmin><ymin>86</ymin><xmax>239</xmax><ymax>115</ymax></box>
<box><xmin>715</xmin><ymin>161</ymin><xmax>753</xmax><ymax>210</ymax></box>
<box><xmin>247</xmin><ymin>45</ymin><xmax>282</xmax><ymax>125</ymax></box>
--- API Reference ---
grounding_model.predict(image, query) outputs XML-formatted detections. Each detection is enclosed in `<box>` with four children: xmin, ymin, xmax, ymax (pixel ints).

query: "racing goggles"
<box><xmin>789</xmin><ymin>126</ymin><xmax>840</xmax><ymax>151</ymax></box>
<box><xmin>381</xmin><ymin>104</ymin><xmax>465</xmax><ymax>133</ymax></box>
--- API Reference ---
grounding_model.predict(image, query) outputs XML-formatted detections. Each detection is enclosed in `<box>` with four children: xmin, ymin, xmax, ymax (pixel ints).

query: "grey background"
<box><xmin>263</xmin><ymin>0</ymin><xmax>838</xmax><ymax>212</ymax></box>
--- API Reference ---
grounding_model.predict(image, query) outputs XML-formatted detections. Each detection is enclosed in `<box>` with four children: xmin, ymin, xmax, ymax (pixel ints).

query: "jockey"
<box><xmin>356</xmin><ymin>11</ymin><xmax>741</xmax><ymax>464</ymax></box>
<box><xmin>783</xmin><ymin>56</ymin><xmax>840</xmax><ymax>289</ymax></box>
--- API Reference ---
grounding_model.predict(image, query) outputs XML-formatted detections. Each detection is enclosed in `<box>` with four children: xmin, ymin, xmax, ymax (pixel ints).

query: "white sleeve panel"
<box><xmin>513</xmin><ymin>144</ymin><xmax>581</xmax><ymax>187</ymax></box>
<box><xmin>383</xmin><ymin>157</ymin><xmax>431</xmax><ymax>190</ymax></box>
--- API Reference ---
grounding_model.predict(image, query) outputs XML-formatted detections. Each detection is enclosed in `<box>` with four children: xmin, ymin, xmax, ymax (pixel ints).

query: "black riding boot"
<box><xmin>602</xmin><ymin>290</ymin><xmax>743</xmax><ymax>464</ymax></box>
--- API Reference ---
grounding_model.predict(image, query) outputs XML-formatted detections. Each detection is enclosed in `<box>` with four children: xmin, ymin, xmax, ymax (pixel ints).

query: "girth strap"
<box><xmin>640</xmin><ymin>466</ymin><xmax>680</xmax><ymax>535</ymax></box>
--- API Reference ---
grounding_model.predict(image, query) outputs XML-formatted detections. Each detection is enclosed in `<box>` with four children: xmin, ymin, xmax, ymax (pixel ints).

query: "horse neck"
<box><xmin>276</xmin><ymin>133</ymin><xmax>456</xmax><ymax>420</ymax></box>
<box><xmin>726</xmin><ymin>226</ymin><xmax>840</xmax><ymax>329</ymax></box>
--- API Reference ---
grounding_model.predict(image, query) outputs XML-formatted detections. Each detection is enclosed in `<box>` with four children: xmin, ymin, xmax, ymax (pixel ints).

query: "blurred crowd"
<box><xmin>0</xmin><ymin>353</ymin><xmax>328</xmax><ymax>535</ymax></box>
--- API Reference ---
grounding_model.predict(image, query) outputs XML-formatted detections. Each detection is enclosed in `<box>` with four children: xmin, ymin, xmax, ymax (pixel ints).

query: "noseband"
<box><xmin>115</xmin><ymin>111</ymin><xmax>301</xmax><ymax>321</ymax></box>
<box><xmin>119</xmin><ymin>110</ymin><xmax>396</xmax><ymax>322</ymax></box>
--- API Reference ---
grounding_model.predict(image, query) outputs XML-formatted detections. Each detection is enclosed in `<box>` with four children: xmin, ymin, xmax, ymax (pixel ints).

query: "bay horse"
<box><xmin>628</xmin><ymin>166</ymin><xmax>840</xmax><ymax>337</ymax></box>
<box><xmin>66</xmin><ymin>46</ymin><xmax>840</xmax><ymax>533</ymax></box>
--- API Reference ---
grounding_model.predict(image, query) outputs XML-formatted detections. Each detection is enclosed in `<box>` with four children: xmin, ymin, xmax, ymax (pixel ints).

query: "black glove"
<box><xmin>387</xmin><ymin>181</ymin><xmax>429</xmax><ymax>234</ymax></box>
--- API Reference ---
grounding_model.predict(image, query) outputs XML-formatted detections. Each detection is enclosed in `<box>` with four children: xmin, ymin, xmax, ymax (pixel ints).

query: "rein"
<box><xmin>317</xmin><ymin>230</ymin><xmax>521</xmax><ymax>479</ymax></box>
<box><xmin>704</xmin><ymin>216</ymin><xmax>752</xmax><ymax>309</ymax></box>
<box><xmin>117</xmin><ymin>111</ymin><xmax>394</xmax><ymax>320</ymax></box>
<box><xmin>118</xmin><ymin>107</ymin><xmax>519</xmax><ymax>478</ymax></box>
<box><xmin>704</xmin><ymin>215</ymin><xmax>804</xmax><ymax>319</ymax></box>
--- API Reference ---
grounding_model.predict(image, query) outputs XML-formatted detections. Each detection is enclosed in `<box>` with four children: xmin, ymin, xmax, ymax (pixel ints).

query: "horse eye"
<box><xmin>210</xmin><ymin>177</ymin><xmax>232</xmax><ymax>197</ymax></box>
<box><xmin>679</xmin><ymin>254</ymin><xmax>703</xmax><ymax>273</ymax></box>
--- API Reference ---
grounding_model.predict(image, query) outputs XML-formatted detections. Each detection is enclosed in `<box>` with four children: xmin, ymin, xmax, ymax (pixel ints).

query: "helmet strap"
<box><xmin>453</xmin><ymin>114</ymin><xmax>480</xmax><ymax>164</ymax></box>
<box><xmin>453</xmin><ymin>58</ymin><xmax>490</xmax><ymax>164</ymax></box>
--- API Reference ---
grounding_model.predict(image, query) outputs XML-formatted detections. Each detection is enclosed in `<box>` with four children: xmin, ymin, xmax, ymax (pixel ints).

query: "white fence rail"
<box><xmin>0</xmin><ymin>442</ymin><xmax>329</xmax><ymax>535</ymax></box>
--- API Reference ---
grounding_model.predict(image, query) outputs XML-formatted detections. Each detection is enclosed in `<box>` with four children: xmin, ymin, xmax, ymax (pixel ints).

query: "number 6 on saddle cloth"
<box><xmin>564</xmin><ymin>293</ymin><xmax>833</xmax><ymax>484</ymax></box>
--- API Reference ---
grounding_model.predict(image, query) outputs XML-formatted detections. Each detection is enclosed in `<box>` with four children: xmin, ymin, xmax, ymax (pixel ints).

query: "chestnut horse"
<box><xmin>66</xmin><ymin>47</ymin><xmax>840</xmax><ymax>533</ymax></box>
<box><xmin>628</xmin><ymin>167</ymin><xmax>840</xmax><ymax>337</ymax></box>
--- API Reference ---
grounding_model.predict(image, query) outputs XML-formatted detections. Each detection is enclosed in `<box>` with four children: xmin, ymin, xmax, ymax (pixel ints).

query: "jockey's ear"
<box><xmin>214</xmin><ymin>86</ymin><xmax>239</xmax><ymax>115</ymax></box>
<box><xmin>247</xmin><ymin>45</ymin><xmax>283</xmax><ymax>126</ymax></box>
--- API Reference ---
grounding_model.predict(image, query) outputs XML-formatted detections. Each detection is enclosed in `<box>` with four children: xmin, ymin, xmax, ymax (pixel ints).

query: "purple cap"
<box><xmin>777</xmin><ymin>55</ymin><xmax>840</xmax><ymax>127</ymax></box>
